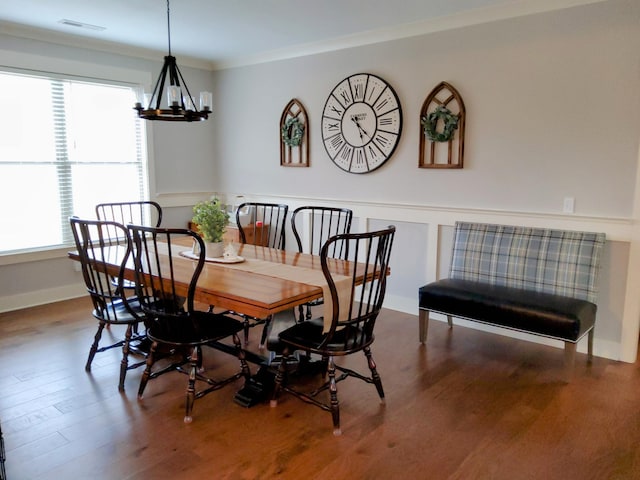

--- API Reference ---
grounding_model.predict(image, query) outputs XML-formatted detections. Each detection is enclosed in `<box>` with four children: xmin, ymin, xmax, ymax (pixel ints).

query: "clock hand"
<box><xmin>352</xmin><ymin>118</ymin><xmax>371</xmax><ymax>139</ymax></box>
<box><xmin>352</xmin><ymin>118</ymin><xmax>365</xmax><ymax>141</ymax></box>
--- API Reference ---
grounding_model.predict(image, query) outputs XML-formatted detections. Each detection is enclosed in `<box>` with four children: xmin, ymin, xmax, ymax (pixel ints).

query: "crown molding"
<box><xmin>211</xmin><ymin>0</ymin><xmax>607</xmax><ymax>69</ymax></box>
<box><xmin>0</xmin><ymin>21</ymin><xmax>215</xmax><ymax>71</ymax></box>
<box><xmin>1</xmin><ymin>0</ymin><xmax>606</xmax><ymax>72</ymax></box>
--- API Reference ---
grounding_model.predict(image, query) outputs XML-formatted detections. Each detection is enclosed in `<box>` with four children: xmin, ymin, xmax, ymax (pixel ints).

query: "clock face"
<box><xmin>322</xmin><ymin>73</ymin><xmax>402</xmax><ymax>174</ymax></box>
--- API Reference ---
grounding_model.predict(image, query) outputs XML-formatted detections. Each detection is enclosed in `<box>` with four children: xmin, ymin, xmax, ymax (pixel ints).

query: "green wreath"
<box><xmin>421</xmin><ymin>105</ymin><xmax>459</xmax><ymax>142</ymax></box>
<box><xmin>281</xmin><ymin>117</ymin><xmax>305</xmax><ymax>147</ymax></box>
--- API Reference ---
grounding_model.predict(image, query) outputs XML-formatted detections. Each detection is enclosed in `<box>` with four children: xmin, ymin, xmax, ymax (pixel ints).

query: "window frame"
<box><xmin>0</xmin><ymin>49</ymin><xmax>155</xmax><ymax>264</ymax></box>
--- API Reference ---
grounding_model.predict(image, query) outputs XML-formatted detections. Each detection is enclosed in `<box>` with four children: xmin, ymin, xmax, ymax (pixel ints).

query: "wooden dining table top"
<box><xmin>189</xmin><ymin>242</ymin><xmax>336</xmax><ymax>318</ymax></box>
<box><xmin>69</xmin><ymin>240</ymin><xmax>367</xmax><ymax>320</ymax></box>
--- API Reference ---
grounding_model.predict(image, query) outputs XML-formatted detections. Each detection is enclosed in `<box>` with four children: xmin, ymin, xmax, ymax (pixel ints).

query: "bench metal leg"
<box><xmin>447</xmin><ymin>315</ymin><xmax>453</xmax><ymax>328</ymax></box>
<box><xmin>419</xmin><ymin>309</ymin><xmax>429</xmax><ymax>343</ymax></box>
<box><xmin>564</xmin><ymin>341</ymin><xmax>577</xmax><ymax>382</ymax></box>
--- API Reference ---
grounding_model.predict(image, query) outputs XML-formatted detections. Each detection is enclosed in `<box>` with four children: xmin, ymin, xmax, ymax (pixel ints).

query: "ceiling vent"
<box><xmin>58</xmin><ymin>19</ymin><xmax>106</xmax><ymax>31</ymax></box>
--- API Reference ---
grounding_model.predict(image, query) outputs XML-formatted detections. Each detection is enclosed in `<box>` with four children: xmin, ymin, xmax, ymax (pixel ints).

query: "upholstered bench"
<box><xmin>418</xmin><ymin>222</ymin><xmax>606</xmax><ymax>374</ymax></box>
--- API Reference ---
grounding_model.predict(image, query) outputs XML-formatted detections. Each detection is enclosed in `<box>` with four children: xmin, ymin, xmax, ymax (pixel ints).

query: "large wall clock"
<box><xmin>321</xmin><ymin>73</ymin><xmax>403</xmax><ymax>174</ymax></box>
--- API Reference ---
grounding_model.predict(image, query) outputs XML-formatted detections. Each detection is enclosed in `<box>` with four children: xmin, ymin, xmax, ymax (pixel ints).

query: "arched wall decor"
<box><xmin>280</xmin><ymin>98</ymin><xmax>309</xmax><ymax>167</ymax></box>
<box><xmin>419</xmin><ymin>82</ymin><xmax>466</xmax><ymax>169</ymax></box>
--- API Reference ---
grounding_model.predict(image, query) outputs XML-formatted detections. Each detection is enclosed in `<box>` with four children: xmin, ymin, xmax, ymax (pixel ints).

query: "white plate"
<box><xmin>180</xmin><ymin>251</ymin><xmax>245</xmax><ymax>264</ymax></box>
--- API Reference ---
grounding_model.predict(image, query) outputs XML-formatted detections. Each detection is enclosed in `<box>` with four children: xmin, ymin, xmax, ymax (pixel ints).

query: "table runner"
<box><xmin>178</xmin><ymin>249</ymin><xmax>351</xmax><ymax>333</ymax></box>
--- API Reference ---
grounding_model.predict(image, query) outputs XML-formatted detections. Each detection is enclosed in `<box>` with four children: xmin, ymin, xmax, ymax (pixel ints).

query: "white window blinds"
<box><xmin>0</xmin><ymin>70</ymin><xmax>148</xmax><ymax>253</ymax></box>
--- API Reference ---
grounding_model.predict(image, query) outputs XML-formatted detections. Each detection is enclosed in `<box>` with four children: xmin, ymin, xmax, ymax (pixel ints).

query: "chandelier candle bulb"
<box><xmin>184</xmin><ymin>95</ymin><xmax>194</xmax><ymax>111</ymax></box>
<box><xmin>200</xmin><ymin>92</ymin><xmax>212</xmax><ymax>112</ymax></box>
<box><xmin>134</xmin><ymin>87</ymin><xmax>144</xmax><ymax>109</ymax></box>
<box><xmin>168</xmin><ymin>85</ymin><xmax>180</xmax><ymax>107</ymax></box>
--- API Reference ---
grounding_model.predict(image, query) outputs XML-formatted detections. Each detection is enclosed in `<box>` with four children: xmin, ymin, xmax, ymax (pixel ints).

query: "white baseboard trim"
<box><xmin>3</xmin><ymin>283</ymin><xmax>625</xmax><ymax>362</ymax></box>
<box><xmin>0</xmin><ymin>283</ymin><xmax>86</xmax><ymax>314</ymax></box>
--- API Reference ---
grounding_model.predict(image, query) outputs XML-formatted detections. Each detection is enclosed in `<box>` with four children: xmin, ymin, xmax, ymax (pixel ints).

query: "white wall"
<box><xmin>207</xmin><ymin>0</ymin><xmax>640</xmax><ymax>361</ymax></box>
<box><xmin>1</xmin><ymin>0</ymin><xmax>639</xmax><ymax>362</ymax></box>
<box><xmin>211</xmin><ymin>1</ymin><xmax>639</xmax><ymax>217</ymax></box>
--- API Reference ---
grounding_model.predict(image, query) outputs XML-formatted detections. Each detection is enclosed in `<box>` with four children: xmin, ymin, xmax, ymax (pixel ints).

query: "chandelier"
<box><xmin>134</xmin><ymin>0</ymin><xmax>211</xmax><ymax>122</ymax></box>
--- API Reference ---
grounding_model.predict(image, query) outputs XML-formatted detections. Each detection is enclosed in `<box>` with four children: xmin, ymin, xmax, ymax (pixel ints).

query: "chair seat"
<box><xmin>147</xmin><ymin>311</ymin><xmax>244</xmax><ymax>347</ymax></box>
<box><xmin>419</xmin><ymin>278</ymin><xmax>597</xmax><ymax>341</ymax></box>
<box><xmin>275</xmin><ymin>318</ymin><xmax>374</xmax><ymax>354</ymax></box>
<box><xmin>92</xmin><ymin>297</ymin><xmax>142</xmax><ymax>325</ymax></box>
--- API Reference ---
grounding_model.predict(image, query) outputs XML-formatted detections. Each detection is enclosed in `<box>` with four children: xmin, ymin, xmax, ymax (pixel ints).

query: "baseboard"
<box><xmin>1</xmin><ymin>285</ymin><xmax>626</xmax><ymax>363</ymax></box>
<box><xmin>0</xmin><ymin>283</ymin><xmax>86</xmax><ymax>314</ymax></box>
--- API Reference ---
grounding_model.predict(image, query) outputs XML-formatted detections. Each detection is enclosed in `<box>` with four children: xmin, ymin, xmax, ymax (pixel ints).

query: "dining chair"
<box><xmin>290</xmin><ymin>206</ymin><xmax>353</xmax><ymax>322</ymax></box>
<box><xmin>235</xmin><ymin>202</ymin><xmax>288</xmax><ymax>250</ymax></box>
<box><xmin>128</xmin><ymin>225</ymin><xmax>251</xmax><ymax>423</ymax></box>
<box><xmin>95</xmin><ymin>201</ymin><xmax>163</xmax><ymax>229</ymax></box>
<box><xmin>233</xmin><ymin>202</ymin><xmax>289</xmax><ymax>346</ymax></box>
<box><xmin>269</xmin><ymin>225</ymin><xmax>396</xmax><ymax>436</ymax></box>
<box><xmin>96</xmin><ymin>200</ymin><xmax>163</xmax><ymax>291</ymax></box>
<box><xmin>69</xmin><ymin>217</ymin><xmax>148</xmax><ymax>392</ymax></box>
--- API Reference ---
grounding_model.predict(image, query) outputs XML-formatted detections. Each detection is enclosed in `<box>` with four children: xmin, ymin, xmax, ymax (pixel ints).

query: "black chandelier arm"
<box><xmin>174</xmin><ymin>65</ymin><xmax>200</xmax><ymax>112</ymax></box>
<box><xmin>148</xmin><ymin>56</ymin><xmax>172</xmax><ymax>110</ymax></box>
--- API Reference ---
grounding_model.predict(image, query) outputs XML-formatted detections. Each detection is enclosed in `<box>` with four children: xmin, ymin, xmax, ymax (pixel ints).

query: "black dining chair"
<box><xmin>96</xmin><ymin>201</ymin><xmax>163</xmax><ymax>229</ymax></box>
<box><xmin>128</xmin><ymin>225</ymin><xmax>251</xmax><ymax>423</ymax></box>
<box><xmin>233</xmin><ymin>202</ymin><xmax>289</xmax><ymax>346</ymax></box>
<box><xmin>269</xmin><ymin>225</ymin><xmax>396</xmax><ymax>436</ymax></box>
<box><xmin>69</xmin><ymin>217</ymin><xmax>148</xmax><ymax>392</ymax></box>
<box><xmin>96</xmin><ymin>200</ymin><xmax>163</xmax><ymax>291</ymax></box>
<box><xmin>235</xmin><ymin>202</ymin><xmax>288</xmax><ymax>250</ymax></box>
<box><xmin>291</xmin><ymin>206</ymin><xmax>353</xmax><ymax>322</ymax></box>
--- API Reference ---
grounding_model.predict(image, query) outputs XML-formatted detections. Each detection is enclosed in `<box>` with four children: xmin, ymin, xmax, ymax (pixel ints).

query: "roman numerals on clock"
<box><xmin>322</xmin><ymin>73</ymin><xmax>403</xmax><ymax>174</ymax></box>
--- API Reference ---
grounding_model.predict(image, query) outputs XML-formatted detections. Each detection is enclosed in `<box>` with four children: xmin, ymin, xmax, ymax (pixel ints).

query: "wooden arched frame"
<box><xmin>280</xmin><ymin>99</ymin><xmax>309</xmax><ymax>167</ymax></box>
<box><xmin>419</xmin><ymin>82</ymin><xmax>466</xmax><ymax>169</ymax></box>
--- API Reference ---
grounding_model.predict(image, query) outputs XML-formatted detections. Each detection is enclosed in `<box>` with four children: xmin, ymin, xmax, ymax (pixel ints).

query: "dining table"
<box><xmin>68</xmin><ymin>238</ymin><xmax>377</xmax><ymax>346</ymax></box>
<box><xmin>68</xmin><ymin>236</ymin><xmax>385</xmax><ymax>405</ymax></box>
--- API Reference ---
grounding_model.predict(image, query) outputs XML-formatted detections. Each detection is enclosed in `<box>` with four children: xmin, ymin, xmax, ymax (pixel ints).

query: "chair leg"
<box><xmin>184</xmin><ymin>346</ymin><xmax>199</xmax><ymax>423</ymax></box>
<box><xmin>138</xmin><ymin>341</ymin><xmax>158</xmax><ymax>399</ymax></box>
<box><xmin>270</xmin><ymin>348</ymin><xmax>290</xmax><ymax>407</ymax></box>
<box><xmin>564</xmin><ymin>341</ymin><xmax>577</xmax><ymax>382</ymax></box>
<box><xmin>119</xmin><ymin>323</ymin><xmax>134</xmax><ymax>392</ymax></box>
<box><xmin>243</xmin><ymin>315</ymin><xmax>251</xmax><ymax>345</ymax></box>
<box><xmin>418</xmin><ymin>309</ymin><xmax>429</xmax><ymax>343</ymax></box>
<box><xmin>259</xmin><ymin>315</ymin><xmax>273</xmax><ymax>349</ymax></box>
<box><xmin>327</xmin><ymin>356</ymin><xmax>341</xmax><ymax>436</ymax></box>
<box><xmin>232</xmin><ymin>333</ymin><xmax>252</xmax><ymax>381</ymax></box>
<box><xmin>86</xmin><ymin>322</ymin><xmax>106</xmax><ymax>371</ymax></box>
<box><xmin>364</xmin><ymin>346</ymin><xmax>385</xmax><ymax>404</ymax></box>
<box><xmin>587</xmin><ymin>329</ymin><xmax>594</xmax><ymax>363</ymax></box>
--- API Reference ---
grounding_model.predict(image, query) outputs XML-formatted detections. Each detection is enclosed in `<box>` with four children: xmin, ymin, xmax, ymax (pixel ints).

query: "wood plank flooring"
<box><xmin>1</xmin><ymin>297</ymin><xmax>640</xmax><ymax>479</ymax></box>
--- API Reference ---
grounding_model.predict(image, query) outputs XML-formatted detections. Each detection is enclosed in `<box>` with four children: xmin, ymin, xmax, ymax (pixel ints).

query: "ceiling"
<box><xmin>0</xmin><ymin>0</ymin><xmax>603</xmax><ymax>69</ymax></box>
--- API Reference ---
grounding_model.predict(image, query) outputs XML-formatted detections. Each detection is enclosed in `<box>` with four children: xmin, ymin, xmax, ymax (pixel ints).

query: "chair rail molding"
<box><xmin>2</xmin><ymin>192</ymin><xmax>637</xmax><ymax>364</ymax></box>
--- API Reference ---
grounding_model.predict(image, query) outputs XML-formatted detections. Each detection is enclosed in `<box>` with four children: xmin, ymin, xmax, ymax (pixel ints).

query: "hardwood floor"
<box><xmin>2</xmin><ymin>298</ymin><xmax>640</xmax><ymax>479</ymax></box>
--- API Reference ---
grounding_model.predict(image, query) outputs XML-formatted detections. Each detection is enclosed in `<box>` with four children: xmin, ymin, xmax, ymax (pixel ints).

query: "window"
<box><xmin>0</xmin><ymin>70</ymin><xmax>148</xmax><ymax>254</ymax></box>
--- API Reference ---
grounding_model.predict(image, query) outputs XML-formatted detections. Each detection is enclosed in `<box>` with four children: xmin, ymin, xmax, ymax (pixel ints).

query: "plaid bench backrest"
<box><xmin>449</xmin><ymin>222</ymin><xmax>606</xmax><ymax>303</ymax></box>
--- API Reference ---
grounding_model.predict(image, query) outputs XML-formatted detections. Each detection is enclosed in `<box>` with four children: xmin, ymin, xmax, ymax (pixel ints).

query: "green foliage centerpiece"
<box><xmin>192</xmin><ymin>197</ymin><xmax>229</xmax><ymax>257</ymax></box>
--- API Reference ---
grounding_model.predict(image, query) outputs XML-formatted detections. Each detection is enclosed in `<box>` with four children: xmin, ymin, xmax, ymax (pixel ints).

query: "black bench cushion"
<box><xmin>419</xmin><ymin>278</ymin><xmax>597</xmax><ymax>342</ymax></box>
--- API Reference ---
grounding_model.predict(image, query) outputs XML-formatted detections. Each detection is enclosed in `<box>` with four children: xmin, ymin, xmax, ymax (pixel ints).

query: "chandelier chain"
<box><xmin>166</xmin><ymin>0</ymin><xmax>172</xmax><ymax>55</ymax></box>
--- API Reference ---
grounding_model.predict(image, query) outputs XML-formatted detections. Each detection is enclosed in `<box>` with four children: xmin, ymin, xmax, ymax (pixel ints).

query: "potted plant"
<box><xmin>192</xmin><ymin>197</ymin><xmax>229</xmax><ymax>257</ymax></box>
